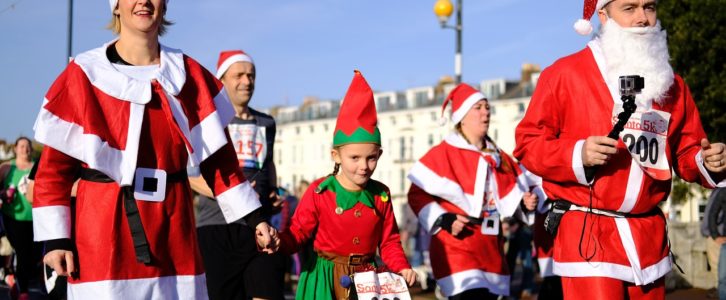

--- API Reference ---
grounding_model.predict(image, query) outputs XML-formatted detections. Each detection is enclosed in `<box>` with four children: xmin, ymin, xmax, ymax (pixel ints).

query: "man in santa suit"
<box><xmin>514</xmin><ymin>0</ymin><xmax>726</xmax><ymax>299</ymax></box>
<box><xmin>408</xmin><ymin>83</ymin><xmax>542</xmax><ymax>299</ymax></box>
<box><xmin>32</xmin><ymin>1</ymin><xmax>277</xmax><ymax>299</ymax></box>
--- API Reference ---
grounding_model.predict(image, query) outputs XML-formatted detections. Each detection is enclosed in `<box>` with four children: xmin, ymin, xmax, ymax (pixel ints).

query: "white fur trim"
<box><xmin>538</xmin><ymin>257</ymin><xmax>555</xmax><ymax>278</ymax></box>
<box><xmin>73</xmin><ymin>41</ymin><xmax>186</xmax><ymax>104</ymax></box>
<box><xmin>185</xmin><ymin>91</ymin><xmax>235</xmax><ymax>168</ymax></box>
<box><xmin>451</xmin><ymin>92</ymin><xmax>485</xmax><ymax>124</ymax></box>
<box><xmin>614</xmin><ymin>218</ymin><xmax>646</xmax><ymax>284</ymax></box>
<box><xmin>494</xmin><ymin>170</ymin><xmax>525</xmax><ymax>218</ymax></box>
<box><xmin>407</xmin><ymin>159</ymin><xmax>484</xmax><ymax>217</ymax></box>
<box><xmin>696</xmin><ymin>151</ymin><xmax>726</xmax><ymax>188</ymax></box>
<box><xmin>417</xmin><ymin>202</ymin><xmax>447</xmax><ymax>234</ymax></box>
<box><xmin>617</xmin><ymin>159</ymin><xmax>643</xmax><ymax>213</ymax></box>
<box><xmin>34</xmin><ymin>99</ymin><xmax>126</xmax><ymax>184</ymax></box>
<box><xmin>553</xmin><ymin>255</ymin><xmax>671</xmax><ymax>285</ymax></box>
<box><xmin>68</xmin><ymin>274</ymin><xmax>207</xmax><ymax>300</ymax></box>
<box><xmin>437</xmin><ymin>269</ymin><xmax>510</xmax><ymax>297</ymax></box>
<box><xmin>215</xmin><ymin>54</ymin><xmax>254</xmax><ymax>79</ymax></box>
<box><xmin>32</xmin><ymin>206</ymin><xmax>71</xmax><ymax>241</ymax></box>
<box><xmin>572</xmin><ymin>139</ymin><xmax>592</xmax><ymax>185</ymax></box>
<box><xmin>574</xmin><ymin>19</ymin><xmax>593</xmax><ymax>36</ymax></box>
<box><xmin>215</xmin><ymin>181</ymin><xmax>261</xmax><ymax>223</ymax></box>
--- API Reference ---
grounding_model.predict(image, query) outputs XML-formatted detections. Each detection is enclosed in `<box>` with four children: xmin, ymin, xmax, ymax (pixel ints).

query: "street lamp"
<box><xmin>433</xmin><ymin>0</ymin><xmax>462</xmax><ymax>84</ymax></box>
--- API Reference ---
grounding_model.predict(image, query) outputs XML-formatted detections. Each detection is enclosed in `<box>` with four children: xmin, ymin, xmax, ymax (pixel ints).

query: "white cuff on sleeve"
<box><xmin>33</xmin><ymin>205</ymin><xmax>71</xmax><ymax>241</ymax></box>
<box><xmin>696</xmin><ymin>151</ymin><xmax>726</xmax><ymax>188</ymax></box>
<box><xmin>418</xmin><ymin>201</ymin><xmax>447</xmax><ymax>235</ymax></box>
<box><xmin>216</xmin><ymin>181</ymin><xmax>262</xmax><ymax>223</ymax></box>
<box><xmin>572</xmin><ymin>139</ymin><xmax>592</xmax><ymax>185</ymax></box>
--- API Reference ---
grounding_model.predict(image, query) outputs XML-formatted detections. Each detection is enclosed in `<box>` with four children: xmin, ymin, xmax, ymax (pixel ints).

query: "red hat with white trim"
<box><xmin>215</xmin><ymin>50</ymin><xmax>254</xmax><ymax>79</ymax></box>
<box><xmin>441</xmin><ymin>83</ymin><xmax>486</xmax><ymax>125</ymax></box>
<box><xmin>574</xmin><ymin>0</ymin><xmax>613</xmax><ymax>35</ymax></box>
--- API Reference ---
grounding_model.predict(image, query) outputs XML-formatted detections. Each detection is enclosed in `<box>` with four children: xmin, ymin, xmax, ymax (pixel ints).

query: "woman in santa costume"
<box><xmin>280</xmin><ymin>71</ymin><xmax>416</xmax><ymax>300</ymax></box>
<box><xmin>407</xmin><ymin>83</ymin><xmax>541</xmax><ymax>300</ymax></box>
<box><xmin>31</xmin><ymin>1</ymin><xmax>276</xmax><ymax>299</ymax></box>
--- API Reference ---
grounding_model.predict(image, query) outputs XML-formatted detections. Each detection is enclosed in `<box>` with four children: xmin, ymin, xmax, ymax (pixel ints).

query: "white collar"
<box><xmin>73</xmin><ymin>39</ymin><xmax>187</xmax><ymax>104</ymax></box>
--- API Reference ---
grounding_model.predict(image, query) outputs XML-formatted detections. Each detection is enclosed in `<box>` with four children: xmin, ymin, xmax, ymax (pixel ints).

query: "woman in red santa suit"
<box><xmin>407</xmin><ymin>83</ymin><xmax>542</xmax><ymax>300</ymax></box>
<box><xmin>31</xmin><ymin>1</ymin><xmax>277</xmax><ymax>299</ymax></box>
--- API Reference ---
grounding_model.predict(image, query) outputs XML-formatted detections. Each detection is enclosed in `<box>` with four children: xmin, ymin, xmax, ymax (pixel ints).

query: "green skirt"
<box><xmin>296</xmin><ymin>253</ymin><xmax>336</xmax><ymax>300</ymax></box>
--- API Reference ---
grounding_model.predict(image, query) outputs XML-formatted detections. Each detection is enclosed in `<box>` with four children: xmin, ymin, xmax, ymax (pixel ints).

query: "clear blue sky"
<box><xmin>0</xmin><ymin>0</ymin><xmax>592</xmax><ymax>141</ymax></box>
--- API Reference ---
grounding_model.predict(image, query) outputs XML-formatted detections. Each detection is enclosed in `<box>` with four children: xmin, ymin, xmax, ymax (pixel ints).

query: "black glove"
<box><xmin>433</xmin><ymin>213</ymin><xmax>459</xmax><ymax>233</ymax></box>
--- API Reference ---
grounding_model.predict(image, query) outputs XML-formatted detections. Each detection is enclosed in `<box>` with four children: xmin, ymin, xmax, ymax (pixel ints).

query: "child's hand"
<box><xmin>255</xmin><ymin>222</ymin><xmax>280</xmax><ymax>254</ymax></box>
<box><xmin>399</xmin><ymin>268</ymin><xmax>417</xmax><ymax>287</ymax></box>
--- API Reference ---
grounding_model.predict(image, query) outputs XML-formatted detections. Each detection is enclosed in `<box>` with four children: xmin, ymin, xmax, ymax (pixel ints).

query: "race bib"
<box><xmin>229</xmin><ymin>123</ymin><xmax>267</xmax><ymax>169</ymax></box>
<box><xmin>354</xmin><ymin>271</ymin><xmax>411</xmax><ymax>300</ymax></box>
<box><xmin>613</xmin><ymin>107</ymin><xmax>671</xmax><ymax>180</ymax></box>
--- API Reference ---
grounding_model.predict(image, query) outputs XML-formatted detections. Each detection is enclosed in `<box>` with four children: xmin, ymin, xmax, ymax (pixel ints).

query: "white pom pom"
<box><xmin>438</xmin><ymin>117</ymin><xmax>448</xmax><ymax>126</ymax></box>
<box><xmin>573</xmin><ymin>19</ymin><xmax>593</xmax><ymax>36</ymax></box>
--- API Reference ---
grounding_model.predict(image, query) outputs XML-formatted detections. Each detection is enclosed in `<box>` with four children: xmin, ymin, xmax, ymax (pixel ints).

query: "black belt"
<box><xmin>79</xmin><ymin>167</ymin><xmax>187</xmax><ymax>264</ymax></box>
<box><xmin>544</xmin><ymin>199</ymin><xmax>661</xmax><ymax>236</ymax></box>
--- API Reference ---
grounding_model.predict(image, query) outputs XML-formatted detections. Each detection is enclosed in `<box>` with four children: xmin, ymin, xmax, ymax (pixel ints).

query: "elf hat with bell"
<box><xmin>333</xmin><ymin>70</ymin><xmax>381</xmax><ymax>147</ymax></box>
<box><xmin>574</xmin><ymin>0</ymin><xmax>613</xmax><ymax>35</ymax></box>
<box><xmin>441</xmin><ymin>83</ymin><xmax>486</xmax><ymax>125</ymax></box>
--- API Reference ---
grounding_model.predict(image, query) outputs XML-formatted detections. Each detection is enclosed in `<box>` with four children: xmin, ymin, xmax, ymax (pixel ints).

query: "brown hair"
<box><xmin>107</xmin><ymin>3</ymin><xmax>173</xmax><ymax>36</ymax></box>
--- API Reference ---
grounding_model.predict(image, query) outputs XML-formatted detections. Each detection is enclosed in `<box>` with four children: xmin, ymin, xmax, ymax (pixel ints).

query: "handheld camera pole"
<box><xmin>584</xmin><ymin>75</ymin><xmax>644</xmax><ymax>181</ymax></box>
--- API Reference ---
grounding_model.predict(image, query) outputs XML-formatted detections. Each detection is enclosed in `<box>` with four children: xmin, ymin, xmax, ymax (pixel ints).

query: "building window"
<box><xmin>428</xmin><ymin>134</ymin><xmax>434</xmax><ymax>147</ymax></box>
<box><xmin>399</xmin><ymin>137</ymin><xmax>405</xmax><ymax>160</ymax></box>
<box><xmin>400</xmin><ymin>169</ymin><xmax>406</xmax><ymax>193</ymax></box>
<box><xmin>518</xmin><ymin>103</ymin><xmax>526</xmax><ymax>114</ymax></box>
<box><xmin>309</xmin><ymin>125</ymin><xmax>314</xmax><ymax>133</ymax></box>
<box><xmin>377</xmin><ymin>96</ymin><xmax>391</xmax><ymax>111</ymax></box>
<box><xmin>295</xmin><ymin>126</ymin><xmax>300</xmax><ymax>134</ymax></box>
<box><xmin>407</xmin><ymin>114</ymin><xmax>413</xmax><ymax>124</ymax></box>
<box><xmin>324</xmin><ymin>124</ymin><xmax>329</xmax><ymax>132</ymax></box>
<box><xmin>415</xmin><ymin>91</ymin><xmax>428</xmax><ymax>107</ymax></box>
<box><xmin>490</xmin><ymin>105</ymin><xmax>496</xmax><ymax>116</ymax></box>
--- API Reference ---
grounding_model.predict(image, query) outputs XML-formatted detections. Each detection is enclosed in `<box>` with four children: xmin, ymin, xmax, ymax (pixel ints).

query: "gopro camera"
<box><xmin>619</xmin><ymin>75</ymin><xmax>644</xmax><ymax>97</ymax></box>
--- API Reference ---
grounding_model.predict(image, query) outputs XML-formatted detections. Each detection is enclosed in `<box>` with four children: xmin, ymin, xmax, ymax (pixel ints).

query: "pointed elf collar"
<box><xmin>316</xmin><ymin>176</ymin><xmax>388</xmax><ymax>211</ymax></box>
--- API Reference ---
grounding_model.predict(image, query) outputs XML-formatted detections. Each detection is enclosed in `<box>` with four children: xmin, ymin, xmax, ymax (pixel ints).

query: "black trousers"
<box><xmin>3</xmin><ymin>216</ymin><xmax>41</xmax><ymax>294</ymax></box>
<box><xmin>197</xmin><ymin>224</ymin><xmax>285</xmax><ymax>300</ymax></box>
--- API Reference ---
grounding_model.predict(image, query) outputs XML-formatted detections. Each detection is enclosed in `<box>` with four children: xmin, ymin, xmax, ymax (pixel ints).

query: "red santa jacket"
<box><xmin>280</xmin><ymin>177</ymin><xmax>410</xmax><ymax>273</ymax></box>
<box><xmin>32</xmin><ymin>41</ymin><xmax>260</xmax><ymax>299</ymax></box>
<box><xmin>407</xmin><ymin>132</ymin><xmax>544</xmax><ymax>296</ymax></box>
<box><xmin>514</xmin><ymin>41</ymin><xmax>724</xmax><ymax>285</ymax></box>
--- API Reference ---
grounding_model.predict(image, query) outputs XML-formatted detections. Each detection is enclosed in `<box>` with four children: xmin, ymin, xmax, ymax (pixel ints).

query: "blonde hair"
<box><xmin>107</xmin><ymin>3</ymin><xmax>173</xmax><ymax>36</ymax></box>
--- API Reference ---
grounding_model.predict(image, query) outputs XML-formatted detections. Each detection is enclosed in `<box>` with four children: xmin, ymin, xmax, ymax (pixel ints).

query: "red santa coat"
<box><xmin>514</xmin><ymin>41</ymin><xmax>724</xmax><ymax>285</ymax></box>
<box><xmin>32</xmin><ymin>41</ymin><xmax>260</xmax><ymax>299</ymax></box>
<box><xmin>407</xmin><ymin>132</ymin><xmax>545</xmax><ymax>296</ymax></box>
<box><xmin>280</xmin><ymin>177</ymin><xmax>410</xmax><ymax>273</ymax></box>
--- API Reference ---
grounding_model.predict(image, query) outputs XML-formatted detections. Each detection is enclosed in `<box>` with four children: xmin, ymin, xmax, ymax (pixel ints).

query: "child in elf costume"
<box><xmin>280</xmin><ymin>71</ymin><xmax>416</xmax><ymax>300</ymax></box>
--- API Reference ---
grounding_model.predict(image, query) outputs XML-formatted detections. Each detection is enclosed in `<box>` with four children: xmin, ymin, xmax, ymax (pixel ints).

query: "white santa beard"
<box><xmin>596</xmin><ymin>19</ymin><xmax>674</xmax><ymax>106</ymax></box>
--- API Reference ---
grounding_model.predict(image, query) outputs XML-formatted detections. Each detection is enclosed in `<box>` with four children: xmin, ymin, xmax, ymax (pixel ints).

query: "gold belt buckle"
<box><xmin>348</xmin><ymin>255</ymin><xmax>364</xmax><ymax>265</ymax></box>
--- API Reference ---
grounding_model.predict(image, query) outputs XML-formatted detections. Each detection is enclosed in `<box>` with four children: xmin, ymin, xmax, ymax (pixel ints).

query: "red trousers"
<box><xmin>562</xmin><ymin>277</ymin><xmax>665</xmax><ymax>300</ymax></box>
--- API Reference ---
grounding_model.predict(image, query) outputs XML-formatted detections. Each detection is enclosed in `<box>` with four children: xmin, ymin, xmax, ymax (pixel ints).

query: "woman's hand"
<box><xmin>522</xmin><ymin>191</ymin><xmax>538</xmax><ymax>211</ymax></box>
<box><xmin>399</xmin><ymin>268</ymin><xmax>417</xmax><ymax>287</ymax></box>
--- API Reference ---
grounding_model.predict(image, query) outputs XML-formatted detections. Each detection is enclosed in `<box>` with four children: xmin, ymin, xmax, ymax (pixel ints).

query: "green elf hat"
<box><xmin>332</xmin><ymin>70</ymin><xmax>381</xmax><ymax>147</ymax></box>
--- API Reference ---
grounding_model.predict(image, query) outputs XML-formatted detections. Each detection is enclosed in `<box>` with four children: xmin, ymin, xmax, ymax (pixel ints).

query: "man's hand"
<box><xmin>522</xmin><ymin>192</ymin><xmax>537</xmax><ymax>211</ymax></box>
<box><xmin>255</xmin><ymin>222</ymin><xmax>279</xmax><ymax>254</ymax></box>
<box><xmin>43</xmin><ymin>250</ymin><xmax>75</xmax><ymax>277</ymax></box>
<box><xmin>702</xmin><ymin>139</ymin><xmax>726</xmax><ymax>173</ymax></box>
<box><xmin>582</xmin><ymin>136</ymin><xmax>618</xmax><ymax>167</ymax></box>
<box><xmin>399</xmin><ymin>268</ymin><xmax>417</xmax><ymax>287</ymax></box>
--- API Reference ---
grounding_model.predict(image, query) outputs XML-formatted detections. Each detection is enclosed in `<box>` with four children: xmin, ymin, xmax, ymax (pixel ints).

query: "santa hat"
<box><xmin>109</xmin><ymin>0</ymin><xmax>169</xmax><ymax>12</ymax></box>
<box><xmin>333</xmin><ymin>70</ymin><xmax>381</xmax><ymax>147</ymax></box>
<box><xmin>574</xmin><ymin>0</ymin><xmax>612</xmax><ymax>35</ymax></box>
<box><xmin>215</xmin><ymin>50</ymin><xmax>254</xmax><ymax>79</ymax></box>
<box><xmin>441</xmin><ymin>83</ymin><xmax>486</xmax><ymax>125</ymax></box>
